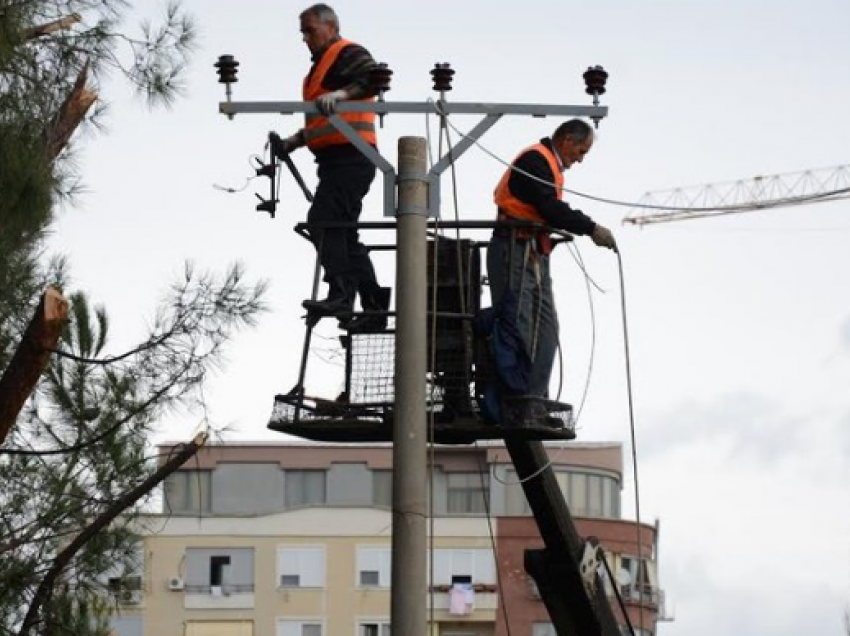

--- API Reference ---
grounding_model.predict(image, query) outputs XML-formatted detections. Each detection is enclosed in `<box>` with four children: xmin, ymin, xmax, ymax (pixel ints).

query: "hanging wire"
<box><xmin>429</xmin><ymin>101</ymin><xmax>850</xmax><ymax>215</ymax></box>
<box><xmin>558</xmin><ymin>243</ymin><xmax>599</xmax><ymax>430</ymax></box>
<box><xmin>424</xmin><ymin>105</ymin><xmax>442</xmax><ymax>633</ymax></box>
<box><xmin>616</xmin><ymin>248</ymin><xmax>646</xmax><ymax>636</ymax></box>
<box><xmin>475</xmin><ymin>450</ymin><xmax>515</xmax><ymax>636</ymax></box>
<box><xmin>212</xmin><ymin>154</ymin><xmax>265</xmax><ymax>193</ymax></box>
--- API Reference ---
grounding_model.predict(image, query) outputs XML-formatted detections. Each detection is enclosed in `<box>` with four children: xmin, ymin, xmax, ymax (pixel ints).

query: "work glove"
<box><xmin>315</xmin><ymin>89</ymin><xmax>349</xmax><ymax>115</ymax></box>
<box><xmin>591</xmin><ymin>224</ymin><xmax>618</xmax><ymax>252</ymax></box>
<box><xmin>268</xmin><ymin>131</ymin><xmax>300</xmax><ymax>159</ymax></box>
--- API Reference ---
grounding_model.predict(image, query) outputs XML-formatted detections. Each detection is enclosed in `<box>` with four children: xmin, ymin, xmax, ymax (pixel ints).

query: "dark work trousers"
<box><xmin>487</xmin><ymin>234</ymin><xmax>559</xmax><ymax>398</ymax></box>
<box><xmin>307</xmin><ymin>153</ymin><xmax>378</xmax><ymax>290</ymax></box>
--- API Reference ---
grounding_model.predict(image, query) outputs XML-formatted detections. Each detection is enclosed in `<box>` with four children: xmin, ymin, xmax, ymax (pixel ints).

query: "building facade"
<box><xmin>109</xmin><ymin>442</ymin><xmax>664</xmax><ymax>636</ymax></box>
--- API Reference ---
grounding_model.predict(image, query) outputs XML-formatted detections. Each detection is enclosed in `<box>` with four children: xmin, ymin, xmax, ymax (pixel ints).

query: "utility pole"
<box><xmin>392</xmin><ymin>136</ymin><xmax>429</xmax><ymax>636</ymax></box>
<box><xmin>214</xmin><ymin>58</ymin><xmax>617</xmax><ymax>636</ymax></box>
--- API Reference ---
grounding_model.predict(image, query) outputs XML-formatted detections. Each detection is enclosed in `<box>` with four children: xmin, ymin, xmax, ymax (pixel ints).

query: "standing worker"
<box><xmin>270</xmin><ymin>3</ymin><xmax>389</xmax><ymax>333</ymax></box>
<box><xmin>488</xmin><ymin>119</ymin><xmax>617</xmax><ymax>420</ymax></box>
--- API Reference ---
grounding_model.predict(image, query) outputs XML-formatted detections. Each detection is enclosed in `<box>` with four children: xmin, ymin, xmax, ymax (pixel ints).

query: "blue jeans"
<box><xmin>487</xmin><ymin>235</ymin><xmax>559</xmax><ymax>398</ymax></box>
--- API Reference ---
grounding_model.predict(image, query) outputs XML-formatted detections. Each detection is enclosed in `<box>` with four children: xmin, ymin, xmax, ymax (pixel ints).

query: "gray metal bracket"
<box><xmin>218</xmin><ymin>99</ymin><xmax>608</xmax><ymax>218</ymax></box>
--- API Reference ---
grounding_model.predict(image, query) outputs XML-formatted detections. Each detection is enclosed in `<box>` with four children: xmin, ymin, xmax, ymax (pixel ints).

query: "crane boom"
<box><xmin>623</xmin><ymin>164</ymin><xmax>850</xmax><ymax>226</ymax></box>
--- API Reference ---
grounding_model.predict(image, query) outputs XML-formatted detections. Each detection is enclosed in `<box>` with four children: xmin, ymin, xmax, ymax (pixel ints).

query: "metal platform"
<box><xmin>270</xmin><ymin>224</ymin><xmax>580</xmax><ymax>446</ymax></box>
<box><xmin>267</xmin><ymin>392</ymin><xmax>576</xmax><ymax>445</ymax></box>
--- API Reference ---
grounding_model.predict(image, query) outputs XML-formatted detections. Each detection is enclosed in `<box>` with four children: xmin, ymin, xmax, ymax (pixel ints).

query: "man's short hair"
<box><xmin>300</xmin><ymin>4</ymin><xmax>339</xmax><ymax>29</ymax></box>
<box><xmin>553</xmin><ymin>119</ymin><xmax>593</xmax><ymax>143</ymax></box>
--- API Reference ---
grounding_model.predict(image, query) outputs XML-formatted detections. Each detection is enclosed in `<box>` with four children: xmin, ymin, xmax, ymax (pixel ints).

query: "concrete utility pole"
<box><xmin>392</xmin><ymin>136</ymin><xmax>429</xmax><ymax>636</ymax></box>
<box><xmin>214</xmin><ymin>62</ymin><xmax>613</xmax><ymax>636</ymax></box>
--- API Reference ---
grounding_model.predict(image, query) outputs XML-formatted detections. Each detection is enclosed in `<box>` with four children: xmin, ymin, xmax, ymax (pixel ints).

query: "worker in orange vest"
<box><xmin>270</xmin><ymin>4</ymin><xmax>389</xmax><ymax>333</ymax></box>
<box><xmin>489</xmin><ymin>119</ymin><xmax>617</xmax><ymax>420</ymax></box>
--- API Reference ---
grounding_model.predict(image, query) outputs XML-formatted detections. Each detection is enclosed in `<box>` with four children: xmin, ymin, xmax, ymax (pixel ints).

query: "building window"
<box><xmin>372</xmin><ymin>470</ymin><xmax>392</xmax><ymax>507</ymax></box>
<box><xmin>357</xmin><ymin>546</ymin><xmax>391</xmax><ymax>588</ymax></box>
<box><xmin>605</xmin><ymin>476</ymin><xmax>621</xmax><ymax>517</ymax></box>
<box><xmin>210</xmin><ymin>555</ymin><xmax>231</xmax><ymax>587</ymax></box>
<box><xmin>277</xmin><ymin>546</ymin><xmax>325</xmax><ymax>588</ymax></box>
<box><xmin>276</xmin><ymin>620</ymin><xmax>322</xmax><ymax>636</ymax></box>
<box><xmin>570</xmin><ymin>472</ymin><xmax>588</xmax><ymax>514</ymax></box>
<box><xmin>619</xmin><ymin>556</ymin><xmax>658</xmax><ymax>605</ymax></box>
<box><xmin>556</xmin><ymin>471</ymin><xmax>621</xmax><ymax>518</ymax></box>
<box><xmin>359</xmin><ymin>622</ymin><xmax>390</xmax><ymax>636</ymax></box>
<box><xmin>447</xmin><ymin>472</ymin><xmax>489</xmax><ymax>514</ymax></box>
<box><xmin>532</xmin><ymin>623</ymin><xmax>557</xmax><ymax>636</ymax></box>
<box><xmin>285</xmin><ymin>470</ymin><xmax>326</xmax><ymax>507</ymax></box>
<box><xmin>185</xmin><ymin>548</ymin><xmax>254</xmax><ymax>594</ymax></box>
<box><xmin>432</xmin><ymin>548</ymin><xmax>496</xmax><ymax>586</ymax></box>
<box><xmin>506</xmin><ymin>468</ymin><xmax>621</xmax><ymax>518</ymax></box>
<box><xmin>164</xmin><ymin>470</ymin><xmax>212</xmax><ymax>514</ymax></box>
<box><xmin>185</xmin><ymin>621</ymin><xmax>253</xmax><ymax>636</ymax></box>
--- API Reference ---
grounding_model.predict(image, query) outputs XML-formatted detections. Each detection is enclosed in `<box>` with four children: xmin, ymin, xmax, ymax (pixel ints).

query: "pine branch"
<box><xmin>17</xmin><ymin>432</ymin><xmax>208</xmax><ymax>636</ymax></box>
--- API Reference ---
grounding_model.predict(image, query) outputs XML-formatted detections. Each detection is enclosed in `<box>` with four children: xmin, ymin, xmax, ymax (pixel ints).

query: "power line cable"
<box><xmin>616</xmin><ymin>248</ymin><xmax>646</xmax><ymax>636</ymax></box>
<box><xmin>430</xmin><ymin>102</ymin><xmax>850</xmax><ymax>214</ymax></box>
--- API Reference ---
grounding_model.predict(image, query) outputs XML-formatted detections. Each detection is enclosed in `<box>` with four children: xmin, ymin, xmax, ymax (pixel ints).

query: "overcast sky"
<box><xmin>47</xmin><ymin>1</ymin><xmax>850</xmax><ymax>634</ymax></box>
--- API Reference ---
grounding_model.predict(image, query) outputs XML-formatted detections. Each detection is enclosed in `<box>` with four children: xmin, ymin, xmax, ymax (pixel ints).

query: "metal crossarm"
<box><xmin>218</xmin><ymin>98</ymin><xmax>608</xmax><ymax>218</ymax></box>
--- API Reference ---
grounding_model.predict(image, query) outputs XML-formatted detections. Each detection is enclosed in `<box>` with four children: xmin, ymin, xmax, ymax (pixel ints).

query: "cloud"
<box><xmin>662</xmin><ymin>558</ymin><xmax>848</xmax><ymax>636</ymax></box>
<box><xmin>637</xmin><ymin>391</ymin><xmax>806</xmax><ymax>464</ymax></box>
<box><xmin>648</xmin><ymin>452</ymin><xmax>850</xmax><ymax>636</ymax></box>
<box><xmin>840</xmin><ymin>315</ymin><xmax>850</xmax><ymax>352</ymax></box>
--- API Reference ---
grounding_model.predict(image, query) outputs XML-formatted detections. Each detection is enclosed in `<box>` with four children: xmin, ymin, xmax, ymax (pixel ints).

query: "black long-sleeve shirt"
<box><xmin>503</xmin><ymin>137</ymin><xmax>596</xmax><ymax>236</ymax></box>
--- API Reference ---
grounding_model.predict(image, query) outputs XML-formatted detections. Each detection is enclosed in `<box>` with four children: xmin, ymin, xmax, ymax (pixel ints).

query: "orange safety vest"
<box><xmin>494</xmin><ymin>143</ymin><xmax>563</xmax><ymax>255</ymax></box>
<box><xmin>303</xmin><ymin>38</ymin><xmax>377</xmax><ymax>152</ymax></box>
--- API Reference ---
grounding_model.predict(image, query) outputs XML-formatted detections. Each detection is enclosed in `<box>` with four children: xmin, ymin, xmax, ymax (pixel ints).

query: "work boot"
<box><xmin>344</xmin><ymin>285</ymin><xmax>391</xmax><ymax>333</ymax></box>
<box><xmin>302</xmin><ymin>276</ymin><xmax>355</xmax><ymax>317</ymax></box>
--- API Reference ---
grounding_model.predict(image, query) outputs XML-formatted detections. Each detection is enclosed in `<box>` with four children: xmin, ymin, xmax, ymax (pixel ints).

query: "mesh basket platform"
<box><xmin>267</xmin><ymin>393</ymin><xmax>576</xmax><ymax>444</ymax></box>
<box><xmin>266</xmin><ymin>332</ymin><xmax>576</xmax><ymax>444</ymax></box>
<box><xmin>267</xmin><ymin>234</ymin><xmax>576</xmax><ymax>444</ymax></box>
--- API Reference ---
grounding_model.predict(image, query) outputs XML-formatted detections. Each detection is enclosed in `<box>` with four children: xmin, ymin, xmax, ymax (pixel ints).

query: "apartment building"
<box><xmin>108</xmin><ymin>441</ymin><xmax>662</xmax><ymax>636</ymax></box>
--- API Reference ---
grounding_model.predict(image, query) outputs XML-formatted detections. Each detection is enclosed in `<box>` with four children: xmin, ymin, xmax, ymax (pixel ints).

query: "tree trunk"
<box><xmin>0</xmin><ymin>287</ymin><xmax>68</xmax><ymax>444</ymax></box>
<box><xmin>44</xmin><ymin>61</ymin><xmax>98</xmax><ymax>161</ymax></box>
<box><xmin>23</xmin><ymin>13</ymin><xmax>82</xmax><ymax>41</ymax></box>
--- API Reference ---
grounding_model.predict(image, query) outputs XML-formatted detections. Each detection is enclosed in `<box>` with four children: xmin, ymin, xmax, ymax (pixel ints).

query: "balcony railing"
<box><xmin>184</xmin><ymin>583</ymin><xmax>255</xmax><ymax>595</ymax></box>
<box><xmin>619</xmin><ymin>584</ymin><xmax>660</xmax><ymax>607</ymax></box>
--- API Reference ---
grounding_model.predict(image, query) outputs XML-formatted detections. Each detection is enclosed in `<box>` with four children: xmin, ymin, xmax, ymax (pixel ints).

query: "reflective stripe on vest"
<box><xmin>303</xmin><ymin>38</ymin><xmax>376</xmax><ymax>151</ymax></box>
<box><xmin>493</xmin><ymin>143</ymin><xmax>563</xmax><ymax>254</ymax></box>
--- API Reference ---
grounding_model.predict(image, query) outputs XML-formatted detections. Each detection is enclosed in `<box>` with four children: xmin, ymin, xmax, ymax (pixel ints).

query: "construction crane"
<box><xmin>622</xmin><ymin>164</ymin><xmax>850</xmax><ymax>226</ymax></box>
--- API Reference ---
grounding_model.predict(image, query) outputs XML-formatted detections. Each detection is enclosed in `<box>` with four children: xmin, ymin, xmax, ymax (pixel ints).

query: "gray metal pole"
<box><xmin>391</xmin><ymin>136</ymin><xmax>428</xmax><ymax>636</ymax></box>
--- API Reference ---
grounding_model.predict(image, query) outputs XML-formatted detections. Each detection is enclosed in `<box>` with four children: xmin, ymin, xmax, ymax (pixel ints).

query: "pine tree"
<box><xmin>0</xmin><ymin>2</ymin><xmax>267</xmax><ymax>634</ymax></box>
<box><xmin>1</xmin><ymin>266</ymin><xmax>267</xmax><ymax>635</ymax></box>
<box><xmin>1</xmin><ymin>0</ymin><xmax>196</xmax><ymax>367</ymax></box>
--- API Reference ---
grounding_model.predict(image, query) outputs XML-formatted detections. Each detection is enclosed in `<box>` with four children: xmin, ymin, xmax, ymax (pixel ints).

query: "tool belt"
<box><xmin>493</xmin><ymin>218</ymin><xmax>553</xmax><ymax>255</ymax></box>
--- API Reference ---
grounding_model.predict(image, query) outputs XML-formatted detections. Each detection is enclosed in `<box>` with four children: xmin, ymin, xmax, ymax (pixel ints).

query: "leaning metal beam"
<box><xmin>328</xmin><ymin>113</ymin><xmax>397</xmax><ymax>216</ymax></box>
<box><xmin>218</xmin><ymin>99</ymin><xmax>608</xmax><ymax>218</ymax></box>
<box><xmin>427</xmin><ymin>112</ymin><xmax>502</xmax><ymax>217</ymax></box>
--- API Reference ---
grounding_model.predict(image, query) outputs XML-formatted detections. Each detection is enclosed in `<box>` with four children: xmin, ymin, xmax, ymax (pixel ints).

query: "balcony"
<box><xmin>183</xmin><ymin>583</ymin><xmax>255</xmax><ymax>610</ymax></box>
<box><xmin>426</xmin><ymin>584</ymin><xmax>499</xmax><ymax>615</ymax></box>
<box><xmin>618</xmin><ymin>584</ymin><xmax>660</xmax><ymax>608</ymax></box>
